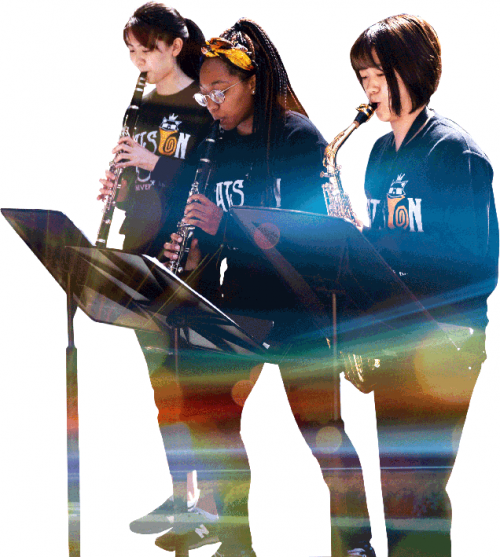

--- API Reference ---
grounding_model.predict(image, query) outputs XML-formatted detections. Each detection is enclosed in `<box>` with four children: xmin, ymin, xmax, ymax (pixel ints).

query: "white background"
<box><xmin>1</xmin><ymin>1</ymin><xmax>498</xmax><ymax>556</ymax></box>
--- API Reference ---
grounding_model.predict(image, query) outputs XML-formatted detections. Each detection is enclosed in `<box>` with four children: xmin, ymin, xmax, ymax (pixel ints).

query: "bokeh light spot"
<box><xmin>316</xmin><ymin>425</ymin><xmax>343</xmax><ymax>454</ymax></box>
<box><xmin>253</xmin><ymin>222</ymin><xmax>280</xmax><ymax>250</ymax></box>
<box><xmin>231</xmin><ymin>380</ymin><xmax>255</xmax><ymax>407</ymax></box>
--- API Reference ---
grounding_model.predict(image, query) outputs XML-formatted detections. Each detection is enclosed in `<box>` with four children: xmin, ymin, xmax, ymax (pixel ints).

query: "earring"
<box><xmin>252</xmin><ymin>90</ymin><xmax>255</xmax><ymax>95</ymax></box>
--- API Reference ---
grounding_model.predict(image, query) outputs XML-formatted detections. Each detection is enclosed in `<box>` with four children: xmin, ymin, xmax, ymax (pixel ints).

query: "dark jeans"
<box><xmin>373</xmin><ymin>331</ymin><xmax>485</xmax><ymax>557</ymax></box>
<box><xmin>135</xmin><ymin>328</ymin><xmax>372</xmax><ymax>554</ymax></box>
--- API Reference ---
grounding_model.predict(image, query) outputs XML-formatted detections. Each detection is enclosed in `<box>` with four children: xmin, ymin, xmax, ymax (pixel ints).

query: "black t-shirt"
<box><xmin>363</xmin><ymin>107</ymin><xmax>498</xmax><ymax>327</ymax></box>
<box><xmin>206</xmin><ymin>111</ymin><xmax>327</xmax><ymax>215</ymax></box>
<box><xmin>118</xmin><ymin>82</ymin><xmax>212</xmax><ymax>256</ymax></box>
<box><xmin>195</xmin><ymin>111</ymin><xmax>328</xmax><ymax>318</ymax></box>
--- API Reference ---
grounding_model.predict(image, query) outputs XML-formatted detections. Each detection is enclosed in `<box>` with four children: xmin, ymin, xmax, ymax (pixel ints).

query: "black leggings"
<box><xmin>136</xmin><ymin>328</ymin><xmax>372</xmax><ymax>553</ymax></box>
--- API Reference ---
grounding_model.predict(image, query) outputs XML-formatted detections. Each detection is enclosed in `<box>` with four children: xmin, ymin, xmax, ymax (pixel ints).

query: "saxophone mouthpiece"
<box><xmin>354</xmin><ymin>103</ymin><xmax>377</xmax><ymax>126</ymax></box>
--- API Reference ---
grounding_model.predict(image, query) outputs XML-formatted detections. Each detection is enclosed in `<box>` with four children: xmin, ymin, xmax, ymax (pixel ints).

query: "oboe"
<box><xmin>166</xmin><ymin>123</ymin><xmax>220</xmax><ymax>274</ymax></box>
<box><xmin>96</xmin><ymin>72</ymin><xmax>147</xmax><ymax>248</ymax></box>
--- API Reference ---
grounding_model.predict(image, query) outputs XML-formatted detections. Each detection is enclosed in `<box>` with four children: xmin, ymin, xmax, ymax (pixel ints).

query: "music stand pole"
<box><xmin>66</xmin><ymin>273</ymin><xmax>80</xmax><ymax>557</ymax></box>
<box><xmin>171</xmin><ymin>325</ymin><xmax>189</xmax><ymax>557</ymax></box>
<box><xmin>331</xmin><ymin>291</ymin><xmax>340</xmax><ymax>422</ymax></box>
<box><xmin>2</xmin><ymin>208</ymin><xmax>271</xmax><ymax>557</ymax></box>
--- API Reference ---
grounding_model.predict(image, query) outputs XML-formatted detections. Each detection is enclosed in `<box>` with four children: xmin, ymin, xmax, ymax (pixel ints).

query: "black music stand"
<box><xmin>2</xmin><ymin>208</ymin><xmax>270</xmax><ymax>557</ymax></box>
<box><xmin>226</xmin><ymin>207</ymin><xmax>454</xmax><ymax>554</ymax></box>
<box><xmin>227</xmin><ymin>207</ymin><xmax>442</xmax><ymax>419</ymax></box>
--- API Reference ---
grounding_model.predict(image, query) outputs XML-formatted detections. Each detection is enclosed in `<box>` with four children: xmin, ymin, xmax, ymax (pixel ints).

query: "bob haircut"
<box><xmin>350</xmin><ymin>14</ymin><xmax>442</xmax><ymax>116</ymax></box>
<box><xmin>123</xmin><ymin>2</ymin><xmax>205</xmax><ymax>80</ymax></box>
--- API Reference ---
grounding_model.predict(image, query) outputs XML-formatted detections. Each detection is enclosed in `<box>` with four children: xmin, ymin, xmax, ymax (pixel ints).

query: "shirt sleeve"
<box><xmin>149</xmin><ymin>154</ymin><xmax>184</xmax><ymax>186</ymax></box>
<box><xmin>275</xmin><ymin>114</ymin><xmax>328</xmax><ymax>215</ymax></box>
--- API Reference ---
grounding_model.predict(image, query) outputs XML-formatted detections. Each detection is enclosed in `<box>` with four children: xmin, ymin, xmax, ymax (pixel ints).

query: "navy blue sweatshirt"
<box><xmin>363</xmin><ymin>107</ymin><xmax>498</xmax><ymax>328</ymax></box>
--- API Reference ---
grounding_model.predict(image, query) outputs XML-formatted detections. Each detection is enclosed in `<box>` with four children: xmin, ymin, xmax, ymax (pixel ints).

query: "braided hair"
<box><xmin>214</xmin><ymin>18</ymin><xmax>307</xmax><ymax>180</ymax></box>
<box><xmin>124</xmin><ymin>2</ymin><xmax>205</xmax><ymax>80</ymax></box>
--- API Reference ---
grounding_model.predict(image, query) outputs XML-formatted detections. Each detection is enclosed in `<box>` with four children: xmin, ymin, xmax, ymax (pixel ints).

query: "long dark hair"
<box><xmin>350</xmin><ymin>14</ymin><xmax>441</xmax><ymax>115</ymax></box>
<box><xmin>208</xmin><ymin>18</ymin><xmax>307</xmax><ymax>179</ymax></box>
<box><xmin>124</xmin><ymin>2</ymin><xmax>205</xmax><ymax>80</ymax></box>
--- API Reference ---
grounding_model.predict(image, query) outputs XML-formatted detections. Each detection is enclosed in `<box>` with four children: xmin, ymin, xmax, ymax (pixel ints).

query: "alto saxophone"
<box><xmin>166</xmin><ymin>123</ymin><xmax>220</xmax><ymax>275</ymax></box>
<box><xmin>321</xmin><ymin>103</ymin><xmax>376</xmax><ymax>223</ymax></box>
<box><xmin>322</xmin><ymin>103</ymin><xmax>378</xmax><ymax>393</ymax></box>
<box><xmin>96</xmin><ymin>72</ymin><xmax>147</xmax><ymax>248</ymax></box>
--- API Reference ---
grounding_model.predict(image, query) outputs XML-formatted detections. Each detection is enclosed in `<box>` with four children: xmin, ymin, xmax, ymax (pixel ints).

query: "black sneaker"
<box><xmin>129</xmin><ymin>497</ymin><xmax>176</xmax><ymax>534</ymax></box>
<box><xmin>130</xmin><ymin>497</ymin><xmax>217</xmax><ymax>535</ymax></box>
<box><xmin>213</xmin><ymin>542</ymin><xmax>256</xmax><ymax>557</ymax></box>
<box><xmin>155</xmin><ymin>507</ymin><xmax>219</xmax><ymax>551</ymax></box>
<box><xmin>347</xmin><ymin>543</ymin><xmax>376</xmax><ymax>557</ymax></box>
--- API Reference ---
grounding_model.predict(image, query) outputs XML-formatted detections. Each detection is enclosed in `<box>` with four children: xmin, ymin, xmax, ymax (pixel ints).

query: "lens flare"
<box><xmin>316</xmin><ymin>425</ymin><xmax>343</xmax><ymax>454</ymax></box>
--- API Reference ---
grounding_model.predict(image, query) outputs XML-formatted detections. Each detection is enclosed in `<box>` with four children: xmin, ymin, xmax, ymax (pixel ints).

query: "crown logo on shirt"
<box><xmin>387</xmin><ymin>173</ymin><xmax>408</xmax><ymax>198</ymax></box>
<box><xmin>160</xmin><ymin>114</ymin><xmax>182</xmax><ymax>132</ymax></box>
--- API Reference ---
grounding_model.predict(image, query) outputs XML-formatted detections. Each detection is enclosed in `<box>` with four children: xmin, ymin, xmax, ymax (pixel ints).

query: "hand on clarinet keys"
<box><xmin>163</xmin><ymin>234</ymin><xmax>201</xmax><ymax>272</ymax></box>
<box><xmin>182</xmin><ymin>194</ymin><xmax>223</xmax><ymax>236</ymax></box>
<box><xmin>97</xmin><ymin>170</ymin><xmax>117</xmax><ymax>201</ymax></box>
<box><xmin>113</xmin><ymin>136</ymin><xmax>159</xmax><ymax>172</ymax></box>
<box><xmin>97</xmin><ymin>171</ymin><xmax>128</xmax><ymax>202</ymax></box>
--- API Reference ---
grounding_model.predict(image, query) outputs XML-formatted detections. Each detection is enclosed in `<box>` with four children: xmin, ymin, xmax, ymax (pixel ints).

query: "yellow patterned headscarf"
<box><xmin>202</xmin><ymin>37</ymin><xmax>255</xmax><ymax>71</ymax></box>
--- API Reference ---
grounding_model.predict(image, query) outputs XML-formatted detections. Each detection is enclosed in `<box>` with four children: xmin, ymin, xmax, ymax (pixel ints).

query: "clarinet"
<box><xmin>96</xmin><ymin>72</ymin><xmax>147</xmax><ymax>248</ymax></box>
<box><xmin>166</xmin><ymin>123</ymin><xmax>220</xmax><ymax>274</ymax></box>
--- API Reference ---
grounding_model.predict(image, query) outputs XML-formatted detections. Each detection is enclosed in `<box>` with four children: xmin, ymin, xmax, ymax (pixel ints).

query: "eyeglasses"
<box><xmin>194</xmin><ymin>78</ymin><xmax>248</xmax><ymax>107</ymax></box>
